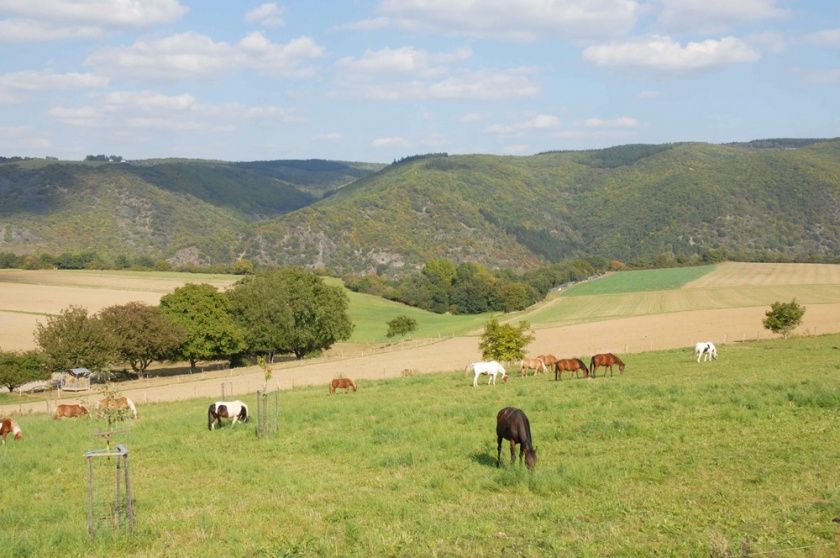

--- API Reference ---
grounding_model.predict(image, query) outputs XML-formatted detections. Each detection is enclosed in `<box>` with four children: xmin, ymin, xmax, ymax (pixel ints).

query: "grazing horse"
<box><xmin>590</xmin><ymin>353</ymin><xmax>626</xmax><ymax>377</ymax></box>
<box><xmin>466</xmin><ymin>361</ymin><xmax>508</xmax><ymax>387</ymax></box>
<box><xmin>330</xmin><ymin>378</ymin><xmax>357</xmax><ymax>394</ymax></box>
<box><xmin>98</xmin><ymin>396</ymin><xmax>138</xmax><ymax>419</ymax></box>
<box><xmin>537</xmin><ymin>354</ymin><xmax>559</xmax><ymax>369</ymax></box>
<box><xmin>208</xmin><ymin>400</ymin><xmax>249</xmax><ymax>431</ymax></box>
<box><xmin>496</xmin><ymin>407</ymin><xmax>536</xmax><ymax>470</ymax></box>
<box><xmin>519</xmin><ymin>357</ymin><xmax>547</xmax><ymax>376</ymax></box>
<box><xmin>694</xmin><ymin>342</ymin><xmax>717</xmax><ymax>362</ymax></box>
<box><xmin>554</xmin><ymin>358</ymin><xmax>589</xmax><ymax>380</ymax></box>
<box><xmin>0</xmin><ymin>418</ymin><xmax>22</xmax><ymax>444</ymax></box>
<box><xmin>53</xmin><ymin>403</ymin><xmax>89</xmax><ymax>420</ymax></box>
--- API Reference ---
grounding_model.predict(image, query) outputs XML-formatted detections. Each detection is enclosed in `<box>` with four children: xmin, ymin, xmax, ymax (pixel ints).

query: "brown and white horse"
<box><xmin>1</xmin><ymin>418</ymin><xmax>22</xmax><ymax>444</ymax></box>
<box><xmin>53</xmin><ymin>403</ymin><xmax>89</xmax><ymax>420</ymax></box>
<box><xmin>330</xmin><ymin>378</ymin><xmax>357</xmax><ymax>394</ymax></box>
<box><xmin>208</xmin><ymin>400</ymin><xmax>249</xmax><ymax>430</ymax></box>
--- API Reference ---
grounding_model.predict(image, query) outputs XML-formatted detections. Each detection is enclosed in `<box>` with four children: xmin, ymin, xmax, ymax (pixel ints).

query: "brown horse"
<box><xmin>554</xmin><ymin>358</ymin><xmax>589</xmax><ymax>380</ymax></box>
<box><xmin>496</xmin><ymin>407</ymin><xmax>536</xmax><ymax>470</ymax></box>
<box><xmin>590</xmin><ymin>353</ymin><xmax>625</xmax><ymax>377</ymax></box>
<box><xmin>330</xmin><ymin>378</ymin><xmax>357</xmax><ymax>394</ymax></box>
<box><xmin>53</xmin><ymin>403</ymin><xmax>89</xmax><ymax>420</ymax></box>
<box><xmin>1</xmin><ymin>418</ymin><xmax>22</xmax><ymax>444</ymax></box>
<box><xmin>537</xmin><ymin>354</ymin><xmax>559</xmax><ymax>369</ymax></box>
<box><xmin>519</xmin><ymin>357</ymin><xmax>547</xmax><ymax>376</ymax></box>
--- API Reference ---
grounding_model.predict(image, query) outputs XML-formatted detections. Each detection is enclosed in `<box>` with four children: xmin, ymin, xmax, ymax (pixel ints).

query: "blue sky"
<box><xmin>1</xmin><ymin>0</ymin><xmax>838</xmax><ymax>163</ymax></box>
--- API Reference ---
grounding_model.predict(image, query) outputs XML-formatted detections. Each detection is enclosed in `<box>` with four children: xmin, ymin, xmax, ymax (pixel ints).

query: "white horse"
<box><xmin>694</xmin><ymin>342</ymin><xmax>718</xmax><ymax>362</ymax></box>
<box><xmin>208</xmin><ymin>400</ymin><xmax>249</xmax><ymax>430</ymax></box>
<box><xmin>466</xmin><ymin>361</ymin><xmax>508</xmax><ymax>387</ymax></box>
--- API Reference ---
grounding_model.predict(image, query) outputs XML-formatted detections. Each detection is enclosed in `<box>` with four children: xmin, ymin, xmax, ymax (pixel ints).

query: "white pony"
<box><xmin>465</xmin><ymin>361</ymin><xmax>508</xmax><ymax>387</ymax></box>
<box><xmin>694</xmin><ymin>342</ymin><xmax>718</xmax><ymax>362</ymax></box>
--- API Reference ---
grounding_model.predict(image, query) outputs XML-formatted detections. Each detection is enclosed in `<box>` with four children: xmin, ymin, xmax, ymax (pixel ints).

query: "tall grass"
<box><xmin>2</xmin><ymin>334</ymin><xmax>839</xmax><ymax>556</ymax></box>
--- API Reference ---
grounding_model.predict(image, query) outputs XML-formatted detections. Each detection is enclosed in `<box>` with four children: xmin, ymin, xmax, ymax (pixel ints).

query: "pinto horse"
<box><xmin>53</xmin><ymin>403</ymin><xmax>89</xmax><ymax>420</ymax></box>
<box><xmin>330</xmin><ymin>378</ymin><xmax>357</xmax><ymax>394</ymax></box>
<box><xmin>98</xmin><ymin>396</ymin><xmax>138</xmax><ymax>419</ymax></box>
<box><xmin>590</xmin><ymin>353</ymin><xmax>625</xmax><ymax>377</ymax></box>
<box><xmin>1</xmin><ymin>418</ymin><xmax>22</xmax><ymax>444</ymax></box>
<box><xmin>208</xmin><ymin>400</ymin><xmax>249</xmax><ymax>430</ymax></box>
<box><xmin>694</xmin><ymin>342</ymin><xmax>717</xmax><ymax>362</ymax></box>
<box><xmin>554</xmin><ymin>358</ymin><xmax>589</xmax><ymax>380</ymax></box>
<box><xmin>466</xmin><ymin>361</ymin><xmax>508</xmax><ymax>387</ymax></box>
<box><xmin>519</xmin><ymin>357</ymin><xmax>547</xmax><ymax>376</ymax></box>
<box><xmin>496</xmin><ymin>407</ymin><xmax>536</xmax><ymax>470</ymax></box>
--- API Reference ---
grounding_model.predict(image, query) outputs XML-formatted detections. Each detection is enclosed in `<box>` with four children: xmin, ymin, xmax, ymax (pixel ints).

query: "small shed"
<box><xmin>61</xmin><ymin>368</ymin><xmax>92</xmax><ymax>391</ymax></box>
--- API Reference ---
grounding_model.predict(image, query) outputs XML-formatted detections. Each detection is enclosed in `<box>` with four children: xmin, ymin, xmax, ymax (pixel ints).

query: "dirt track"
<box><xmin>4</xmin><ymin>302</ymin><xmax>839</xmax><ymax>417</ymax></box>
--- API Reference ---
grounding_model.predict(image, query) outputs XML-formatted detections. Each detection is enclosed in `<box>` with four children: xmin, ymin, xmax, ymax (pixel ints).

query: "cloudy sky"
<box><xmin>1</xmin><ymin>0</ymin><xmax>838</xmax><ymax>162</ymax></box>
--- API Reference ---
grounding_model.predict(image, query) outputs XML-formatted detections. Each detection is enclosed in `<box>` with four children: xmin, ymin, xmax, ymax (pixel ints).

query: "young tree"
<box><xmin>0</xmin><ymin>349</ymin><xmax>48</xmax><ymax>392</ymax></box>
<box><xmin>227</xmin><ymin>268</ymin><xmax>353</xmax><ymax>360</ymax></box>
<box><xmin>98</xmin><ymin>302</ymin><xmax>187</xmax><ymax>376</ymax></box>
<box><xmin>763</xmin><ymin>299</ymin><xmax>806</xmax><ymax>339</ymax></box>
<box><xmin>35</xmin><ymin>306</ymin><xmax>115</xmax><ymax>374</ymax></box>
<box><xmin>159</xmin><ymin>284</ymin><xmax>246</xmax><ymax>371</ymax></box>
<box><xmin>386</xmin><ymin>315</ymin><xmax>418</xmax><ymax>339</ymax></box>
<box><xmin>479</xmin><ymin>318</ymin><xmax>534</xmax><ymax>363</ymax></box>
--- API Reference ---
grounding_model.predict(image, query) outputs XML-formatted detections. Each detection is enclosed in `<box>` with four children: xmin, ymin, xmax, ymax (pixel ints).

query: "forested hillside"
<box><xmin>1</xmin><ymin>140</ymin><xmax>838</xmax><ymax>272</ymax></box>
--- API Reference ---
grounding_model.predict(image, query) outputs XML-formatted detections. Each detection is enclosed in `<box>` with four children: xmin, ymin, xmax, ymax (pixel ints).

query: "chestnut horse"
<box><xmin>1</xmin><ymin>418</ymin><xmax>22</xmax><ymax>444</ymax></box>
<box><xmin>330</xmin><ymin>378</ymin><xmax>357</xmax><ymax>394</ymax></box>
<box><xmin>590</xmin><ymin>353</ymin><xmax>625</xmax><ymax>377</ymax></box>
<box><xmin>496</xmin><ymin>407</ymin><xmax>536</xmax><ymax>470</ymax></box>
<box><xmin>53</xmin><ymin>403</ymin><xmax>89</xmax><ymax>420</ymax></box>
<box><xmin>554</xmin><ymin>358</ymin><xmax>589</xmax><ymax>380</ymax></box>
<box><xmin>519</xmin><ymin>357</ymin><xmax>547</xmax><ymax>376</ymax></box>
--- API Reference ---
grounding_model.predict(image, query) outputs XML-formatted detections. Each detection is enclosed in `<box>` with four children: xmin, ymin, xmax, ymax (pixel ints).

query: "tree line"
<box><xmin>0</xmin><ymin>268</ymin><xmax>353</xmax><ymax>391</ymax></box>
<box><xmin>344</xmin><ymin>257</ymin><xmax>607</xmax><ymax>314</ymax></box>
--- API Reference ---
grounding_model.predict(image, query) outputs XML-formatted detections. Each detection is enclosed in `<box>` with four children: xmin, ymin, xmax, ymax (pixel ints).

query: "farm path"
<box><xmin>3</xmin><ymin>302</ymin><xmax>840</xmax><ymax>417</ymax></box>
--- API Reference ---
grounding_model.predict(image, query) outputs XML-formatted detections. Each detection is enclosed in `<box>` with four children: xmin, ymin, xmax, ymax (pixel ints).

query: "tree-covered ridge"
<box><xmin>1</xmin><ymin>140</ymin><xmax>839</xmax><ymax>272</ymax></box>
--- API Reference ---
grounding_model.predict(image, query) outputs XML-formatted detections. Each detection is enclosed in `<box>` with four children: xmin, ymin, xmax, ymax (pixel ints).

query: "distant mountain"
<box><xmin>1</xmin><ymin>141</ymin><xmax>838</xmax><ymax>271</ymax></box>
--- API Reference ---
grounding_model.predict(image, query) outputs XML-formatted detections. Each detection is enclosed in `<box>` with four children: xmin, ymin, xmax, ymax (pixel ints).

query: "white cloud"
<box><xmin>375</xmin><ymin>0</ymin><xmax>639</xmax><ymax>40</ymax></box>
<box><xmin>583</xmin><ymin>35</ymin><xmax>760</xmax><ymax>72</ymax></box>
<box><xmin>0</xmin><ymin>70</ymin><xmax>108</xmax><ymax>103</ymax></box>
<box><xmin>371</xmin><ymin>136</ymin><xmax>408</xmax><ymax>147</ymax></box>
<box><xmin>337</xmin><ymin>46</ymin><xmax>472</xmax><ymax>77</ymax></box>
<box><xmin>359</xmin><ymin>68</ymin><xmax>540</xmax><ymax>101</ymax></box>
<box><xmin>585</xmin><ymin>116</ymin><xmax>638</xmax><ymax>128</ymax></box>
<box><xmin>0</xmin><ymin>18</ymin><xmax>103</xmax><ymax>42</ymax></box>
<box><xmin>461</xmin><ymin>112</ymin><xmax>487</xmax><ymax>123</ymax></box>
<box><xmin>86</xmin><ymin>32</ymin><xmax>324</xmax><ymax>79</ymax></box>
<box><xmin>0</xmin><ymin>0</ymin><xmax>187</xmax><ymax>26</ymax></box>
<box><xmin>49</xmin><ymin>90</ymin><xmax>289</xmax><ymax>130</ymax></box>
<box><xmin>314</xmin><ymin>132</ymin><xmax>342</xmax><ymax>141</ymax></box>
<box><xmin>805</xmin><ymin>29</ymin><xmax>840</xmax><ymax>48</ymax></box>
<box><xmin>245</xmin><ymin>3</ymin><xmax>284</xmax><ymax>27</ymax></box>
<box><xmin>657</xmin><ymin>0</ymin><xmax>788</xmax><ymax>31</ymax></box>
<box><xmin>487</xmin><ymin>113</ymin><xmax>562</xmax><ymax>134</ymax></box>
<box><xmin>638</xmin><ymin>90</ymin><xmax>660</xmax><ymax>99</ymax></box>
<box><xmin>337</xmin><ymin>17</ymin><xmax>391</xmax><ymax>31</ymax></box>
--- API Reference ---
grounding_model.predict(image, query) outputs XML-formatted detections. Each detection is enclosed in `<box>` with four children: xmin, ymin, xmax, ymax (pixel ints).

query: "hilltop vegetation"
<box><xmin>1</xmin><ymin>139</ymin><xmax>839</xmax><ymax>272</ymax></box>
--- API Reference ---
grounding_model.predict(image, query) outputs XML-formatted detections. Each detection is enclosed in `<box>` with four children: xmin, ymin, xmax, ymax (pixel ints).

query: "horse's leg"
<box><xmin>497</xmin><ymin>436</ymin><xmax>502</xmax><ymax>467</ymax></box>
<box><xmin>519</xmin><ymin>442</ymin><xmax>526</xmax><ymax>465</ymax></box>
<box><xmin>473</xmin><ymin>372</ymin><xmax>478</xmax><ymax>387</ymax></box>
<box><xmin>510</xmin><ymin>440</ymin><xmax>516</xmax><ymax>465</ymax></box>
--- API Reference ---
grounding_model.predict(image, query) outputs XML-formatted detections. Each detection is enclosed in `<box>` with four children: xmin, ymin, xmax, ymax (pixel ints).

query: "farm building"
<box><xmin>61</xmin><ymin>368</ymin><xmax>91</xmax><ymax>391</ymax></box>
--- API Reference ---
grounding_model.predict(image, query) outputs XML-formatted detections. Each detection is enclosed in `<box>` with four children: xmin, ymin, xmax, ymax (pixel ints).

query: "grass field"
<box><xmin>2</xmin><ymin>334</ymin><xmax>839</xmax><ymax>557</ymax></box>
<box><xmin>562</xmin><ymin>265</ymin><xmax>717</xmax><ymax>296</ymax></box>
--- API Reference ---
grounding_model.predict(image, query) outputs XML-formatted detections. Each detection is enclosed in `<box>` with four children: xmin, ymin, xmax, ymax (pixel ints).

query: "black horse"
<box><xmin>496</xmin><ymin>407</ymin><xmax>537</xmax><ymax>470</ymax></box>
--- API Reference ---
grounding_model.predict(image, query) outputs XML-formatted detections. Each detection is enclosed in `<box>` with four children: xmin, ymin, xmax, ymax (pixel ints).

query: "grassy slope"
<box><xmin>1</xmin><ymin>334</ymin><xmax>838</xmax><ymax>556</ymax></box>
<box><xmin>562</xmin><ymin>265</ymin><xmax>717</xmax><ymax>296</ymax></box>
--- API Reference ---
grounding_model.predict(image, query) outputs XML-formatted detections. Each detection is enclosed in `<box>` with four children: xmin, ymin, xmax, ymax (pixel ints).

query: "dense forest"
<box><xmin>1</xmin><ymin>139</ymin><xmax>838</xmax><ymax>273</ymax></box>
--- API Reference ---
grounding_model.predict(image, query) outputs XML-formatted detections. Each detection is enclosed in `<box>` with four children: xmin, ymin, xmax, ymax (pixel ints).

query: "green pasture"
<box><xmin>562</xmin><ymin>265</ymin><xmax>717</xmax><ymax>297</ymax></box>
<box><xmin>2</xmin><ymin>335</ymin><xmax>839</xmax><ymax>557</ymax></box>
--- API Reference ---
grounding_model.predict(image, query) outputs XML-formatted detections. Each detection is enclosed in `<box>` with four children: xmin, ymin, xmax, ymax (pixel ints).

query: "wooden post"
<box><xmin>123</xmin><ymin>450</ymin><xmax>135</xmax><ymax>530</ymax></box>
<box><xmin>87</xmin><ymin>457</ymin><xmax>94</xmax><ymax>539</ymax></box>
<box><xmin>114</xmin><ymin>456</ymin><xmax>121</xmax><ymax>528</ymax></box>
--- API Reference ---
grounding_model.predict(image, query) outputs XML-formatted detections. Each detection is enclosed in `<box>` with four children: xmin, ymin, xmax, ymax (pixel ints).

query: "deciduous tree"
<box><xmin>386</xmin><ymin>315</ymin><xmax>417</xmax><ymax>339</ymax></box>
<box><xmin>35</xmin><ymin>306</ymin><xmax>115</xmax><ymax>374</ymax></box>
<box><xmin>763</xmin><ymin>299</ymin><xmax>806</xmax><ymax>339</ymax></box>
<box><xmin>0</xmin><ymin>349</ymin><xmax>48</xmax><ymax>392</ymax></box>
<box><xmin>479</xmin><ymin>318</ymin><xmax>534</xmax><ymax>363</ymax></box>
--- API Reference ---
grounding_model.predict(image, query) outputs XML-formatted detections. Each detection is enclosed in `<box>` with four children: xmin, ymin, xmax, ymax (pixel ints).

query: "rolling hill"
<box><xmin>1</xmin><ymin>139</ymin><xmax>838</xmax><ymax>271</ymax></box>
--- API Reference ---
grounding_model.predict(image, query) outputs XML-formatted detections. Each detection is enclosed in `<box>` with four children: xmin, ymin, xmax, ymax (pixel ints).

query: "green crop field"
<box><xmin>562</xmin><ymin>265</ymin><xmax>717</xmax><ymax>296</ymax></box>
<box><xmin>2</xmin><ymin>335</ymin><xmax>839</xmax><ymax>557</ymax></box>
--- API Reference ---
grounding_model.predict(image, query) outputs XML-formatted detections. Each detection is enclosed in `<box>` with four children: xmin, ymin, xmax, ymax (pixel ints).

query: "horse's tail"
<box><xmin>240</xmin><ymin>403</ymin><xmax>249</xmax><ymax>422</ymax></box>
<box><xmin>464</xmin><ymin>363</ymin><xmax>471</xmax><ymax>377</ymax></box>
<box><xmin>589</xmin><ymin>356</ymin><xmax>596</xmax><ymax>375</ymax></box>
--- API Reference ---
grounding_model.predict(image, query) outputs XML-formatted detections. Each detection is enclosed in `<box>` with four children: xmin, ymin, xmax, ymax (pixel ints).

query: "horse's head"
<box><xmin>619</xmin><ymin>362</ymin><xmax>625</xmax><ymax>373</ymax></box>
<box><xmin>525</xmin><ymin>447</ymin><xmax>537</xmax><ymax>470</ymax></box>
<box><xmin>502</xmin><ymin>373</ymin><xmax>509</xmax><ymax>384</ymax></box>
